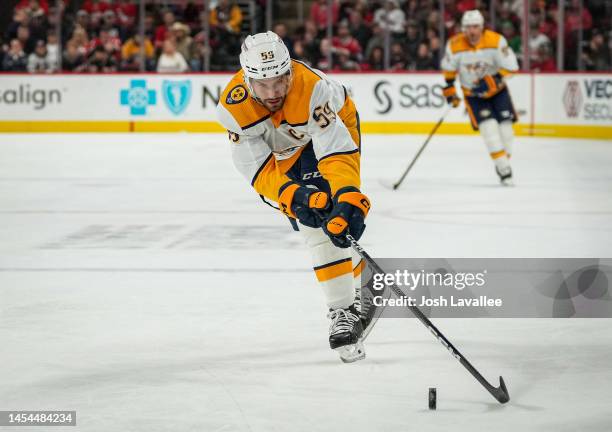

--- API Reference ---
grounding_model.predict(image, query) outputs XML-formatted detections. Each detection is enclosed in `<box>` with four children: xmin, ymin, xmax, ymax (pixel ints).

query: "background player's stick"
<box><xmin>392</xmin><ymin>105</ymin><xmax>452</xmax><ymax>190</ymax></box>
<box><xmin>346</xmin><ymin>233</ymin><xmax>510</xmax><ymax>404</ymax></box>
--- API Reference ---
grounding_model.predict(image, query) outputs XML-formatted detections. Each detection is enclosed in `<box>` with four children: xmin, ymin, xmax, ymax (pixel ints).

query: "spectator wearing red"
<box><xmin>114</xmin><ymin>0</ymin><xmax>138</xmax><ymax>22</ymax></box>
<box><xmin>88</xmin><ymin>28</ymin><xmax>121</xmax><ymax>54</ymax></box>
<box><xmin>531</xmin><ymin>45</ymin><xmax>556</xmax><ymax>72</ymax></box>
<box><xmin>15</xmin><ymin>0</ymin><xmax>49</xmax><ymax>15</ymax></box>
<box><xmin>155</xmin><ymin>10</ymin><xmax>176</xmax><ymax>48</ymax></box>
<box><xmin>332</xmin><ymin>21</ymin><xmax>362</xmax><ymax>62</ymax></box>
<box><xmin>538</xmin><ymin>14</ymin><xmax>558</xmax><ymax>42</ymax></box>
<box><xmin>82</xmin><ymin>0</ymin><xmax>112</xmax><ymax>15</ymax></box>
<box><xmin>456</xmin><ymin>0</ymin><xmax>476</xmax><ymax>14</ymax></box>
<box><xmin>565</xmin><ymin>0</ymin><xmax>593</xmax><ymax>35</ymax></box>
<box><xmin>310</xmin><ymin>0</ymin><xmax>340</xmax><ymax>33</ymax></box>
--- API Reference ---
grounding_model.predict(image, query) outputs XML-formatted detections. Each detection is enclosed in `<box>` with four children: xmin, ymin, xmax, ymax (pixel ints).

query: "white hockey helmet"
<box><xmin>461</xmin><ymin>10</ymin><xmax>484</xmax><ymax>30</ymax></box>
<box><xmin>239</xmin><ymin>31</ymin><xmax>291</xmax><ymax>81</ymax></box>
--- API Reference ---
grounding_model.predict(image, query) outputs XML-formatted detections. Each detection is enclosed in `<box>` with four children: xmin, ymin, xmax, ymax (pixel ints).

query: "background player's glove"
<box><xmin>442</xmin><ymin>84</ymin><xmax>461</xmax><ymax>108</ymax></box>
<box><xmin>472</xmin><ymin>73</ymin><xmax>505</xmax><ymax>98</ymax></box>
<box><xmin>278</xmin><ymin>182</ymin><xmax>330</xmax><ymax>228</ymax></box>
<box><xmin>323</xmin><ymin>186</ymin><xmax>371</xmax><ymax>248</ymax></box>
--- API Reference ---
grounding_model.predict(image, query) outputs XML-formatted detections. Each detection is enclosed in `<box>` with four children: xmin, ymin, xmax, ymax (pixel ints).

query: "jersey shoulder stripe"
<box><xmin>449</xmin><ymin>30</ymin><xmax>502</xmax><ymax>53</ymax></box>
<box><xmin>219</xmin><ymin>70</ymin><xmax>269</xmax><ymax>131</ymax></box>
<box><xmin>479</xmin><ymin>30</ymin><xmax>502</xmax><ymax>50</ymax></box>
<box><xmin>274</xmin><ymin>60</ymin><xmax>323</xmax><ymax>127</ymax></box>
<box><xmin>449</xmin><ymin>33</ymin><xmax>471</xmax><ymax>53</ymax></box>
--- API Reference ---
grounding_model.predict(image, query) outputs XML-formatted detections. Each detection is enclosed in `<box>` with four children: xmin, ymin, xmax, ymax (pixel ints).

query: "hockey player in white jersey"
<box><xmin>216</xmin><ymin>32</ymin><xmax>370</xmax><ymax>362</ymax></box>
<box><xmin>441</xmin><ymin>10</ymin><xmax>519</xmax><ymax>185</ymax></box>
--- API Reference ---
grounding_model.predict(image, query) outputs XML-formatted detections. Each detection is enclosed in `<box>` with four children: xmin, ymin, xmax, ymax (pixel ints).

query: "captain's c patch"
<box><xmin>226</xmin><ymin>85</ymin><xmax>248</xmax><ymax>105</ymax></box>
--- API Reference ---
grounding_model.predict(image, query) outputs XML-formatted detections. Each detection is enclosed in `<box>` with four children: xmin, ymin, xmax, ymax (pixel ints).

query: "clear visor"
<box><xmin>247</xmin><ymin>69</ymin><xmax>293</xmax><ymax>103</ymax></box>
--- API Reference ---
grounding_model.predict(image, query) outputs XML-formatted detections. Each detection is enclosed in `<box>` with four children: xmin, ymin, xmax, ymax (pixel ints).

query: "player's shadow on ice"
<box><xmin>377</xmin><ymin>177</ymin><xmax>506</xmax><ymax>191</ymax></box>
<box><xmin>459</xmin><ymin>399</ymin><xmax>544</xmax><ymax>412</ymax></box>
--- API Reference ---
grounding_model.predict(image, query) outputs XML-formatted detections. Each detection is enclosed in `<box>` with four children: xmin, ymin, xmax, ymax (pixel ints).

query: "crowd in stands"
<box><xmin>1</xmin><ymin>0</ymin><xmax>610</xmax><ymax>73</ymax></box>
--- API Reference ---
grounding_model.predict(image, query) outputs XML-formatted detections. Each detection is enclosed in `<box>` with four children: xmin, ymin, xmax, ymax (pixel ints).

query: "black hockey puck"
<box><xmin>428</xmin><ymin>387</ymin><xmax>437</xmax><ymax>410</ymax></box>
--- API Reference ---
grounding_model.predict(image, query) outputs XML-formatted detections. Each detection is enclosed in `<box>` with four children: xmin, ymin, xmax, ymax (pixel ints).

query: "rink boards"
<box><xmin>0</xmin><ymin>72</ymin><xmax>610</xmax><ymax>139</ymax></box>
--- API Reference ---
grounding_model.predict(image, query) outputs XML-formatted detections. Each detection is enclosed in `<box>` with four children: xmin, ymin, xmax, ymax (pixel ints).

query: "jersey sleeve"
<box><xmin>308</xmin><ymin>79</ymin><xmax>361</xmax><ymax>196</ymax></box>
<box><xmin>495</xmin><ymin>35</ymin><xmax>519</xmax><ymax>77</ymax></box>
<box><xmin>440</xmin><ymin>40</ymin><xmax>458</xmax><ymax>81</ymax></box>
<box><xmin>216</xmin><ymin>102</ymin><xmax>291</xmax><ymax>202</ymax></box>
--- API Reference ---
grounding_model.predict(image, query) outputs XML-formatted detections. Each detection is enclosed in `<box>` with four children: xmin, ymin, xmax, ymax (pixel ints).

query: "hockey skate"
<box><xmin>328</xmin><ymin>305</ymin><xmax>365</xmax><ymax>363</ymax></box>
<box><xmin>496</xmin><ymin>166</ymin><xmax>514</xmax><ymax>187</ymax></box>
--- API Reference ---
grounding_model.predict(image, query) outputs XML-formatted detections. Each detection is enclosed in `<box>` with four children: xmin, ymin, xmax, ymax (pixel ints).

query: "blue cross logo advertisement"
<box><xmin>120</xmin><ymin>80</ymin><xmax>156</xmax><ymax>115</ymax></box>
<box><xmin>120</xmin><ymin>79</ymin><xmax>192</xmax><ymax>116</ymax></box>
<box><xmin>162</xmin><ymin>80</ymin><xmax>192</xmax><ymax>115</ymax></box>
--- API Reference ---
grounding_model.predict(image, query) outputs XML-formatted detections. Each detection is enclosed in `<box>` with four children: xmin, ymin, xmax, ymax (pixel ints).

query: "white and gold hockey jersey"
<box><xmin>441</xmin><ymin>29</ymin><xmax>519</xmax><ymax>96</ymax></box>
<box><xmin>216</xmin><ymin>60</ymin><xmax>361</xmax><ymax>203</ymax></box>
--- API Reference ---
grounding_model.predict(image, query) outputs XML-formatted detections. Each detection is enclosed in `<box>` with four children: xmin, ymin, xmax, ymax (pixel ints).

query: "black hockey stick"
<box><xmin>346</xmin><ymin>233</ymin><xmax>510</xmax><ymax>404</ymax></box>
<box><xmin>392</xmin><ymin>105</ymin><xmax>451</xmax><ymax>190</ymax></box>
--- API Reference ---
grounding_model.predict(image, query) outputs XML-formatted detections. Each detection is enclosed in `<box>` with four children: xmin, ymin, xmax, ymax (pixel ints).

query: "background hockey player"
<box><xmin>216</xmin><ymin>31</ymin><xmax>370</xmax><ymax>363</ymax></box>
<box><xmin>441</xmin><ymin>10</ymin><xmax>519</xmax><ymax>186</ymax></box>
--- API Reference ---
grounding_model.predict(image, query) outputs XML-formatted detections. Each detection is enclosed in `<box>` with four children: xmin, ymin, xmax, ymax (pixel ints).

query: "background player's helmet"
<box><xmin>461</xmin><ymin>10</ymin><xmax>484</xmax><ymax>30</ymax></box>
<box><xmin>240</xmin><ymin>31</ymin><xmax>292</xmax><ymax>81</ymax></box>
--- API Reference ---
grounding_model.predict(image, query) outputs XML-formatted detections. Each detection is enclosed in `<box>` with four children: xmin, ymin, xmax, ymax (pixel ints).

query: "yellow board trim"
<box><xmin>0</xmin><ymin>121</ymin><xmax>131</xmax><ymax>133</ymax></box>
<box><xmin>1</xmin><ymin>121</ymin><xmax>611</xmax><ymax>139</ymax></box>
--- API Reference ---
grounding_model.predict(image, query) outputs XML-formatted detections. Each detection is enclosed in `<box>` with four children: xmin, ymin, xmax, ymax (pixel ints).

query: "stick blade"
<box><xmin>377</xmin><ymin>178</ymin><xmax>401</xmax><ymax>191</ymax></box>
<box><xmin>495</xmin><ymin>376</ymin><xmax>510</xmax><ymax>404</ymax></box>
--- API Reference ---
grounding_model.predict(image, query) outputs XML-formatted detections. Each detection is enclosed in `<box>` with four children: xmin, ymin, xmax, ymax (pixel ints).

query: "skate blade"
<box><xmin>500</xmin><ymin>179</ymin><xmax>515</xmax><ymax>187</ymax></box>
<box><xmin>335</xmin><ymin>341</ymin><xmax>366</xmax><ymax>363</ymax></box>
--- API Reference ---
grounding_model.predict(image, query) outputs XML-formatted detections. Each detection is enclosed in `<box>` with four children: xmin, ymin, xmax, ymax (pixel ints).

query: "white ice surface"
<box><xmin>1</xmin><ymin>133</ymin><xmax>611</xmax><ymax>431</ymax></box>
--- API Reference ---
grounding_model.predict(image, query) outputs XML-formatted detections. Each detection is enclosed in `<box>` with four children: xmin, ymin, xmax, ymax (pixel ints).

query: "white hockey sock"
<box><xmin>300</xmin><ymin>223</ymin><xmax>355</xmax><ymax>310</ymax></box>
<box><xmin>499</xmin><ymin>121</ymin><xmax>514</xmax><ymax>158</ymax></box>
<box><xmin>351</xmin><ymin>249</ymin><xmax>365</xmax><ymax>297</ymax></box>
<box><xmin>479</xmin><ymin>119</ymin><xmax>511</xmax><ymax>172</ymax></box>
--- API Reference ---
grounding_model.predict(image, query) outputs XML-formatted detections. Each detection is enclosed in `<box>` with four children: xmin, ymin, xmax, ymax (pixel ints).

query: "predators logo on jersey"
<box><xmin>226</xmin><ymin>85</ymin><xmax>248</xmax><ymax>105</ymax></box>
